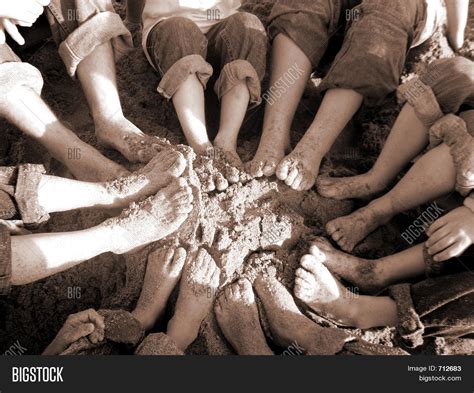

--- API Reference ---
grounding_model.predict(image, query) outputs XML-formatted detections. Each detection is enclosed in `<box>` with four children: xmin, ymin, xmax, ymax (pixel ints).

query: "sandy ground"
<box><xmin>0</xmin><ymin>0</ymin><xmax>473</xmax><ymax>355</ymax></box>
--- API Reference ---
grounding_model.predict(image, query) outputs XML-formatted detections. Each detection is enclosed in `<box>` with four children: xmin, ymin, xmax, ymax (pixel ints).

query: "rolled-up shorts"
<box><xmin>389</xmin><ymin>271</ymin><xmax>474</xmax><ymax>349</ymax></box>
<box><xmin>269</xmin><ymin>0</ymin><xmax>426</xmax><ymax>106</ymax></box>
<box><xmin>45</xmin><ymin>0</ymin><xmax>133</xmax><ymax>78</ymax></box>
<box><xmin>0</xmin><ymin>164</ymin><xmax>51</xmax><ymax>296</ymax></box>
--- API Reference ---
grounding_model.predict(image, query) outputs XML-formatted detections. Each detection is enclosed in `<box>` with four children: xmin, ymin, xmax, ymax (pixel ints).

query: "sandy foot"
<box><xmin>248</xmin><ymin>145</ymin><xmax>287</xmax><ymax>179</ymax></box>
<box><xmin>167</xmin><ymin>248</ymin><xmax>220</xmax><ymax>351</ymax></box>
<box><xmin>326</xmin><ymin>204</ymin><xmax>388</xmax><ymax>252</ymax></box>
<box><xmin>276</xmin><ymin>148</ymin><xmax>321</xmax><ymax>191</ymax></box>
<box><xmin>215</xmin><ymin>278</ymin><xmax>273</xmax><ymax>355</ymax></box>
<box><xmin>294</xmin><ymin>254</ymin><xmax>361</xmax><ymax>327</ymax></box>
<box><xmin>132</xmin><ymin>247</ymin><xmax>187</xmax><ymax>331</ymax></box>
<box><xmin>104</xmin><ymin>178</ymin><xmax>193</xmax><ymax>254</ymax></box>
<box><xmin>317</xmin><ymin>172</ymin><xmax>386</xmax><ymax>200</ymax></box>
<box><xmin>95</xmin><ymin>115</ymin><xmax>167</xmax><ymax>163</ymax></box>
<box><xmin>307</xmin><ymin>238</ymin><xmax>385</xmax><ymax>294</ymax></box>
<box><xmin>105</xmin><ymin>148</ymin><xmax>186</xmax><ymax>208</ymax></box>
<box><xmin>253</xmin><ymin>272</ymin><xmax>349</xmax><ymax>355</ymax></box>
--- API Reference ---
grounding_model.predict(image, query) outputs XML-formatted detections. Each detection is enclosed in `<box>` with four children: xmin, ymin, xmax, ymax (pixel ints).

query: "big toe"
<box><xmin>248</xmin><ymin>159</ymin><xmax>264</xmax><ymax>178</ymax></box>
<box><xmin>276</xmin><ymin>159</ymin><xmax>291</xmax><ymax>181</ymax></box>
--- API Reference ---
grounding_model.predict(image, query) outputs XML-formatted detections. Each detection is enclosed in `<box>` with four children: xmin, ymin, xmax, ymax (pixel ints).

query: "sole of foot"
<box><xmin>215</xmin><ymin>278</ymin><xmax>273</xmax><ymax>355</ymax></box>
<box><xmin>105</xmin><ymin>148</ymin><xmax>187</xmax><ymax>208</ymax></box>
<box><xmin>307</xmin><ymin>237</ymin><xmax>385</xmax><ymax>294</ymax></box>
<box><xmin>132</xmin><ymin>247</ymin><xmax>187</xmax><ymax>330</ymax></box>
<box><xmin>276</xmin><ymin>149</ymin><xmax>320</xmax><ymax>191</ymax></box>
<box><xmin>106</xmin><ymin>178</ymin><xmax>194</xmax><ymax>254</ymax></box>
<box><xmin>253</xmin><ymin>273</ymin><xmax>350</xmax><ymax>355</ymax></box>
<box><xmin>166</xmin><ymin>248</ymin><xmax>221</xmax><ymax>351</ymax></box>
<box><xmin>326</xmin><ymin>205</ymin><xmax>386</xmax><ymax>252</ymax></box>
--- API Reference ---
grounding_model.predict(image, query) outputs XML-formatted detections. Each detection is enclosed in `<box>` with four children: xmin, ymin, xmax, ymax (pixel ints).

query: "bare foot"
<box><xmin>104</xmin><ymin>178</ymin><xmax>194</xmax><ymax>254</ymax></box>
<box><xmin>306</xmin><ymin>238</ymin><xmax>385</xmax><ymax>294</ymax></box>
<box><xmin>294</xmin><ymin>254</ymin><xmax>363</xmax><ymax>327</ymax></box>
<box><xmin>215</xmin><ymin>278</ymin><xmax>273</xmax><ymax>355</ymax></box>
<box><xmin>316</xmin><ymin>172</ymin><xmax>387</xmax><ymax>200</ymax></box>
<box><xmin>64</xmin><ymin>142</ymin><xmax>129</xmax><ymax>182</ymax></box>
<box><xmin>95</xmin><ymin>115</ymin><xmax>167</xmax><ymax>163</ymax></box>
<box><xmin>132</xmin><ymin>247</ymin><xmax>187</xmax><ymax>331</ymax></box>
<box><xmin>276</xmin><ymin>147</ymin><xmax>321</xmax><ymax>191</ymax></box>
<box><xmin>213</xmin><ymin>137</ymin><xmax>243</xmax><ymax>167</ymax></box>
<box><xmin>326</xmin><ymin>204</ymin><xmax>389</xmax><ymax>252</ymax></box>
<box><xmin>248</xmin><ymin>145</ymin><xmax>288</xmax><ymax>179</ymax></box>
<box><xmin>104</xmin><ymin>148</ymin><xmax>186</xmax><ymax>209</ymax></box>
<box><xmin>253</xmin><ymin>272</ymin><xmax>350</xmax><ymax>355</ymax></box>
<box><xmin>166</xmin><ymin>248</ymin><xmax>220</xmax><ymax>351</ymax></box>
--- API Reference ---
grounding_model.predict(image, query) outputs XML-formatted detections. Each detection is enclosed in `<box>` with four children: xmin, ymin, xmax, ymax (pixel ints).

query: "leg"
<box><xmin>318</xmin><ymin>103</ymin><xmax>429</xmax><ymax>200</ymax></box>
<box><xmin>215</xmin><ymin>278</ymin><xmax>273</xmax><ymax>355</ymax></box>
<box><xmin>132</xmin><ymin>247</ymin><xmax>187</xmax><ymax>331</ymax></box>
<box><xmin>37</xmin><ymin>148</ymin><xmax>186</xmax><ymax>213</ymax></box>
<box><xmin>147</xmin><ymin>17</ymin><xmax>213</xmax><ymax>155</ymax></box>
<box><xmin>166</xmin><ymin>248</ymin><xmax>220</xmax><ymax>351</ymax></box>
<box><xmin>11</xmin><ymin>179</ymin><xmax>193</xmax><ymax>285</ymax></box>
<box><xmin>1</xmin><ymin>85</ymin><xmax>127</xmax><ymax>182</ymax></box>
<box><xmin>301</xmin><ymin>237</ymin><xmax>425</xmax><ymax>294</ymax></box>
<box><xmin>276</xmin><ymin>88</ymin><xmax>363</xmax><ymax>191</ymax></box>
<box><xmin>294</xmin><ymin>254</ymin><xmax>398</xmax><ymax>329</ymax></box>
<box><xmin>327</xmin><ymin>144</ymin><xmax>456</xmax><ymax>251</ymax></box>
<box><xmin>249</xmin><ymin>34</ymin><xmax>311</xmax><ymax>177</ymax></box>
<box><xmin>208</xmin><ymin>12</ymin><xmax>267</xmax><ymax>165</ymax></box>
<box><xmin>446</xmin><ymin>0</ymin><xmax>469</xmax><ymax>50</ymax></box>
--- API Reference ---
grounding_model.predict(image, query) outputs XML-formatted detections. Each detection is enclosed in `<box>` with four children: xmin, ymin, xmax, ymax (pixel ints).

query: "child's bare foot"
<box><xmin>95</xmin><ymin>115</ymin><xmax>166</xmax><ymax>163</ymax></box>
<box><xmin>105</xmin><ymin>178</ymin><xmax>193</xmax><ymax>254</ymax></box>
<box><xmin>104</xmin><ymin>149</ymin><xmax>186</xmax><ymax>209</ymax></box>
<box><xmin>306</xmin><ymin>238</ymin><xmax>385</xmax><ymax>294</ymax></box>
<box><xmin>294</xmin><ymin>254</ymin><xmax>365</xmax><ymax>328</ymax></box>
<box><xmin>166</xmin><ymin>248</ymin><xmax>220</xmax><ymax>351</ymax></box>
<box><xmin>253</xmin><ymin>272</ymin><xmax>350</xmax><ymax>355</ymax></box>
<box><xmin>276</xmin><ymin>147</ymin><xmax>321</xmax><ymax>191</ymax></box>
<box><xmin>213</xmin><ymin>137</ymin><xmax>243</xmax><ymax>167</ymax></box>
<box><xmin>215</xmin><ymin>278</ymin><xmax>273</xmax><ymax>355</ymax></box>
<box><xmin>326</xmin><ymin>204</ymin><xmax>389</xmax><ymax>252</ymax></box>
<box><xmin>317</xmin><ymin>172</ymin><xmax>387</xmax><ymax>200</ymax></box>
<box><xmin>64</xmin><ymin>142</ymin><xmax>129</xmax><ymax>182</ymax></box>
<box><xmin>248</xmin><ymin>127</ymin><xmax>290</xmax><ymax>178</ymax></box>
<box><xmin>132</xmin><ymin>247</ymin><xmax>187</xmax><ymax>331</ymax></box>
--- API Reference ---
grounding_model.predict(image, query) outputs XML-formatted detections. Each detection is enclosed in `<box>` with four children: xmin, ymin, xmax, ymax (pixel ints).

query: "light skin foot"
<box><xmin>215</xmin><ymin>278</ymin><xmax>273</xmax><ymax>355</ymax></box>
<box><xmin>326</xmin><ymin>203</ymin><xmax>389</xmax><ymax>252</ymax></box>
<box><xmin>166</xmin><ymin>248</ymin><xmax>220</xmax><ymax>351</ymax></box>
<box><xmin>104</xmin><ymin>178</ymin><xmax>194</xmax><ymax>255</ymax></box>
<box><xmin>132</xmin><ymin>247</ymin><xmax>187</xmax><ymax>331</ymax></box>
<box><xmin>316</xmin><ymin>172</ymin><xmax>387</xmax><ymax>201</ymax></box>
<box><xmin>213</xmin><ymin>136</ymin><xmax>243</xmax><ymax>168</ymax></box>
<box><xmin>103</xmin><ymin>148</ymin><xmax>187</xmax><ymax>209</ymax></box>
<box><xmin>294</xmin><ymin>255</ymin><xmax>398</xmax><ymax>329</ymax></box>
<box><xmin>248</xmin><ymin>139</ymin><xmax>289</xmax><ymax>179</ymax></box>
<box><xmin>95</xmin><ymin>115</ymin><xmax>167</xmax><ymax>163</ymax></box>
<box><xmin>253</xmin><ymin>272</ymin><xmax>349</xmax><ymax>355</ymax></box>
<box><xmin>306</xmin><ymin>237</ymin><xmax>385</xmax><ymax>294</ymax></box>
<box><xmin>276</xmin><ymin>148</ymin><xmax>322</xmax><ymax>191</ymax></box>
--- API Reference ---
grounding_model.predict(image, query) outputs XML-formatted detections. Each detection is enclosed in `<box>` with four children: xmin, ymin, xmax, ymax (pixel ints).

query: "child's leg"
<box><xmin>305</xmin><ymin>237</ymin><xmax>425</xmax><ymax>294</ymax></box>
<box><xmin>46</xmin><ymin>0</ymin><xmax>158</xmax><ymax>164</ymax></box>
<box><xmin>249</xmin><ymin>0</ymin><xmax>341</xmax><ymax>178</ymax></box>
<box><xmin>277</xmin><ymin>0</ymin><xmax>420</xmax><ymax>191</ymax></box>
<box><xmin>446</xmin><ymin>0</ymin><xmax>469</xmax><ymax>50</ymax></box>
<box><xmin>276</xmin><ymin>88</ymin><xmax>363</xmax><ymax>191</ymax></box>
<box><xmin>249</xmin><ymin>34</ymin><xmax>311</xmax><ymax>176</ymax></box>
<box><xmin>11</xmin><ymin>179</ymin><xmax>193</xmax><ymax>285</ymax></box>
<box><xmin>147</xmin><ymin>17</ymin><xmax>213</xmax><ymax>155</ymax></box>
<box><xmin>318</xmin><ymin>104</ymin><xmax>429</xmax><ymax>200</ymax></box>
<box><xmin>327</xmin><ymin>144</ymin><xmax>456</xmax><ymax>252</ymax></box>
<box><xmin>1</xmin><ymin>86</ymin><xmax>127</xmax><ymax>182</ymax></box>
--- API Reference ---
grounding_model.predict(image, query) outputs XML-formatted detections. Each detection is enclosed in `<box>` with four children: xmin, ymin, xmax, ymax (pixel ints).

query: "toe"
<box><xmin>262</xmin><ymin>161</ymin><xmax>277</xmax><ymax>177</ymax></box>
<box><xmin>285</xmin><ymin>167</ymin><xmax>299</xmax><ymax>187</ymax></box>
<box><xmin>276</xmin><ymin>158</ymin><xmax>291</xmax><ymax>181</ymax></box>
<box><xmin>300</xmin><ymin>254</ymin><xmax>321</xmax><ymax>275</ymax></box>
<box><xmin>295</xmin><ymin>267</ymin><xmax>313</xmax><ymax>283</ymax></box>
<box><xmin>248</xmin><ymin>160</ymin><xmax>264</xmax><ymax>178</ymax></box>
<box><xmin>172</xmin><ymin>247</ymin><xmax>187</xmax><ymax>271</ymax></box>
<box><xmin>215</xmin><ymin>173</ymin><xmax>229</xmax><ymax>191</ymax></box>
<box><xmin>326</xmin><ymin>220</ymin><xmax>338</xmax><ymax>235</ymax></box>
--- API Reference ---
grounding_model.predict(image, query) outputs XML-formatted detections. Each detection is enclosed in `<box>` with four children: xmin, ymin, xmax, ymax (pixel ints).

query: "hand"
<box><xmin>42</xmin><ymin>309</ymin><xmax>105</xmax><ymax>355</ymax></box>
<box><xmin>0</xmin><ymin>19</ymin><xmax>26</xmax><ymax>45</ymax></box>
<box><xmin>0</xmin><ymin>0</ymin><xmax>50</xmax><ymax>24</ymax></box>
<box><xmin>426</xmin><ymin>206</ymin><xmax>474</xmax><ymax>262</ymax></box>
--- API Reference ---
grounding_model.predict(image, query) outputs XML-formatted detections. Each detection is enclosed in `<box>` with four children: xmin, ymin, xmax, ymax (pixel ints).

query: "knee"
<box><xmin>226</xmin><ymin>12</ymin><xmax>266</xmax><ymax>36</ymax></box>
<box><xmin>159</xmin><ymin>16</ymin><xmax>203</xmax><ymax>36</ymax></box>
<box><xmin>423</xmin><ymin>57</ymin><xmax>474</xmax><ymax>88</ymax></box>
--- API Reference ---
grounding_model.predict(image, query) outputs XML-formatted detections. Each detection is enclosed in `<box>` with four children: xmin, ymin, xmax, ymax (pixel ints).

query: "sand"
<box><xmin>0</xmin><ymin>0</ymin><xmax>473</xmax><ymax>356</ymax></box>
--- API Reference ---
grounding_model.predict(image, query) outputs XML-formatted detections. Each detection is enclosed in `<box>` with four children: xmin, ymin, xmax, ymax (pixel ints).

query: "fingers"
<box><xmin>12</xmin><ymin>19</ymin><xmax>33</xmax><ymax>27</ymax></box>
<box><xmin>425</xmin><ymin>225</ymin><xmax>451</xmax><ymax>248</ymax></box>
<box><xmin>426</xmin><ymin>215</ymin><xmax>447</xmax><ymax>237</ymax></box>
<box><xmin>427</xmin><ymin>235</ymin><xmax>455</xmax><ymax>256</ymax></box>
<box><xmin>0</xmin><ymin>27</ymin><xmax>5</xmax><ymax>45</ymax></box>
<box><xmin>68</xmin><ymin>323</ymin><xmax>95</xmax><ymax>344</ymax></box>
<box><xmin>35</xmin><ymin>0</ymin><xmax>52</xmax><ymax>6</ymax></box>
<box><xmin>3</xmin><ymin>19</ymin><xmax>25</xmax><ymax>45</ymax></box>
<box><xmin>433</xmin><ymin>241</ymin><xmax>467</xmax><ymax>262</ymax></box>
